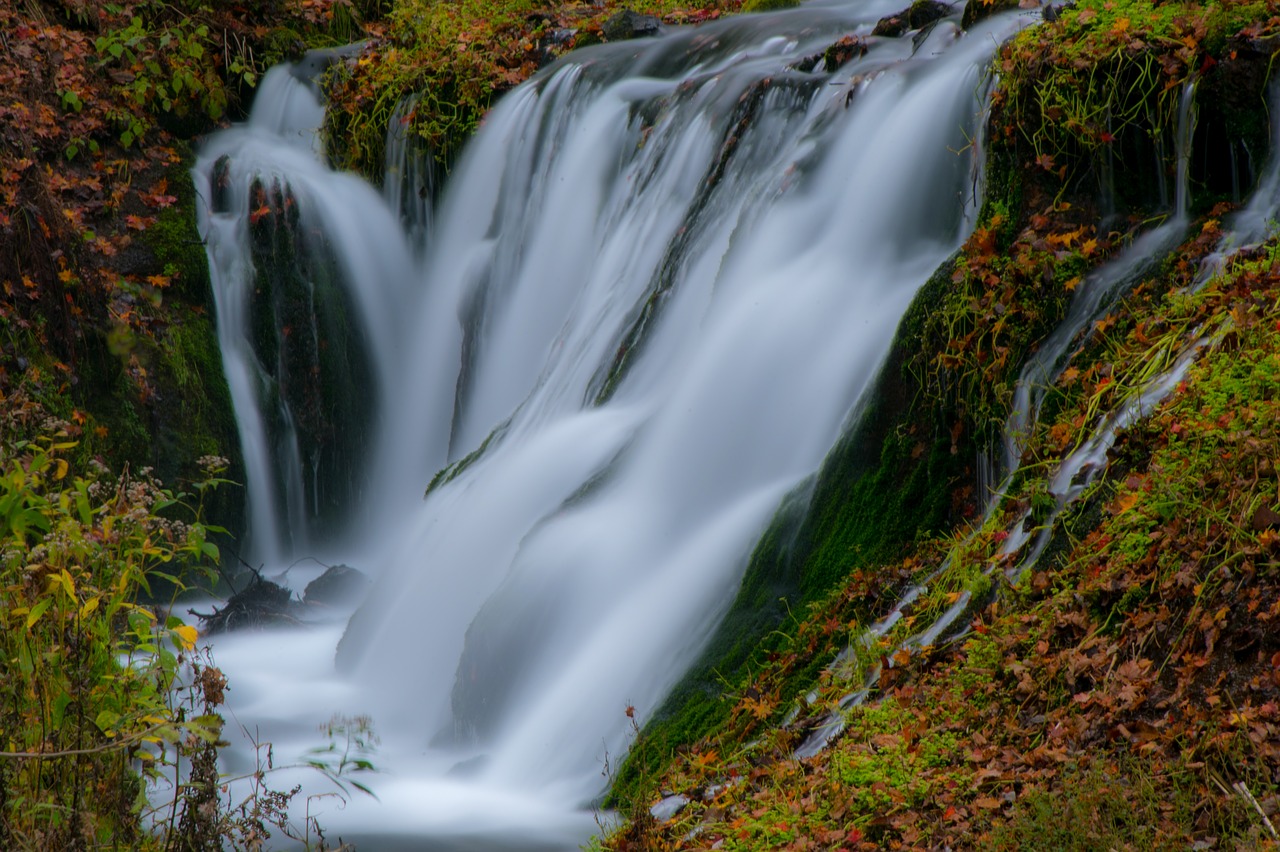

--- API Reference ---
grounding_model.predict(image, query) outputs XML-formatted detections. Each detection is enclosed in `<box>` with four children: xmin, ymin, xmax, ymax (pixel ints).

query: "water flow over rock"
<box><xmin>1000</xmin><ymin>80</ymin><xmax>1198</xmax><ymax>483</ymax></box>
<box><xmin>195</xmin><ymin>62</ymin><xmax>417</xmax><ymax>561</ymax></box>
<box><xmin>199</xmin><ymin>6</ymin><xmax>1029</xmax><ymax>844</ymax></box>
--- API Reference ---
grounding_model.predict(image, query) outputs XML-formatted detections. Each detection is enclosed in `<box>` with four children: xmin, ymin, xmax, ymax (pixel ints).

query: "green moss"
<box><xmin>322</xmin><ymin>0</ymin><xmax>747</xmax><ymax>180</ymax></box>
<box><xmin>63</xmin><ymin>150</ymin><xmax>246</xmax><ymax>541</ymax></box>
<box><xmin>742</xmin><ymin>0</ymin><xmax>799</xmax><ymax>12</ymax></box>
<box><xmin>610</xmin><ymin>259</ymin><xmax>974</xmax><ymax>806</ymax></box>
<box><xmin>993</xmin><ymin>0</ymin><xmax>1277</xmax><ymax>210</ymax></box>
<box><xmin>143</xmin><ymin>150</ymin><xmax>214</xmax><ymax>308</ymax></box>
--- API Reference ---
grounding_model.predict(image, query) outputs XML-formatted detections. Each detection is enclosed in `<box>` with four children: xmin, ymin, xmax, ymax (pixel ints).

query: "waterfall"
<box><xmin>196</xmin><ymin>59</ymin><xmax>417</xmax><ymax>561</ymax></box>
<box><xmin>196</xmin><ymin>6</ymin><xmax>1030</xmax><ymax>846</ymax></box>
<box><xmin>1193</xmin><ymin>81</ymin><xmax>1280</xmax><ymax>288</ymax></box>
<box><xmin>1000</xmin><ymin>79</ymin><xmax>1197</xmax><ymax>481</ymax></box>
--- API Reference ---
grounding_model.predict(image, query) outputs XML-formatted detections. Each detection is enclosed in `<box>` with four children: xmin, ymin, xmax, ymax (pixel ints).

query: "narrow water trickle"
<box><xmin>1000</xmin><ymin>79</ymin><xmax>1197</xmax><ymax>486</ymax></box>
<box><xmin>788</xmin><ymin>77</ymin><xmax>1240</xmax><ymax>761</ymax></box>
<box><xmin>195</xmin><ymin>6</ymin><xmax>1033</xmax><ymax>847</ymax></box>
<box><xmin>1194</xmin><ymin>81</ymin><xmax>1280</xmax><ymax>288</ymax></box>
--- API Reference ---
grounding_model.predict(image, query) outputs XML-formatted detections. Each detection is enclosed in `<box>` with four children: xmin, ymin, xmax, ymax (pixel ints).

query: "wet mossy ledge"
<box><xmin>600</xmin><ymin>0</ymin><xmax>1280</xmax><ymax>842</ymax></box>
<box><xmin>320</xmin><ymin>0</ymin><xmax>748</xmax><ymax>181</ymax></box>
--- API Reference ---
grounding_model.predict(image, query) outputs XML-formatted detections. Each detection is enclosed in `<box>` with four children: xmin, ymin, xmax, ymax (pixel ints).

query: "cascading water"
<box><xmin>1193</xmin><ymin>81</ymin><xmax>1280</xmax><ymax>288</ymax></box>
<box><xmin>195</xmin><ymin>5</ymin><xmax>1031</xmax><ymax>847</ymax></box>
<box><xmin>1000</xmin><ymin>79</ymin><xmax>1197</xmax><ymax>482</ymax></box>
<box><xmin>197</xmin><ymin>55</ymin><xmax>417</xmax><ymax>562</ymax></box>
<box><xmin>792</xmin><ymin>81</ymin><xmax>1218</xmax><ymax>761</ymax></box>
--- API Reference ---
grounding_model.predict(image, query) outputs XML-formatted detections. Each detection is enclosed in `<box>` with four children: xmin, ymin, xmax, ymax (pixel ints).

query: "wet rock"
<box><xmin>210</xmin><ymin>155</ymin><xmax>233</xmax><ymax>214</ymax></box>
<box><xmin>823</xmin><ymin>35</ymin><xmax>867</xmax><ymax>72</ymax></box>
<box><xmin>602</xmin><ymin>9</ymin><xmax>661</xmax><ymax>41</ymax></box>
<box><xmin>303</xmin><ymin>563</ymin><xmax>370</xmax><ymax>606</ymax></box>
<box><xmin>873</xmin><ymin>0</ymin><xmax>952</xmax><ymax>36</ymax></box>
<box><xmin>788</xmin><ymin>53</ymin><xmax>822</xmax><ymax>73</ymax></box>
<box><xmin>961</xmin><ymin>0</ymin><xmax>1020</xmax><ymax>29</ymax></box>
<box><xmin>535</xmin><ymin>27</ymin><xmax>578</xmax><ymax>67</ymax></box>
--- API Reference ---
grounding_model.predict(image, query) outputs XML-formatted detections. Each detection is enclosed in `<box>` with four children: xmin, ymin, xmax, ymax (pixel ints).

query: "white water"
<box><xmin>1000</xmin><ymin>81</ymin><xmax>1198</xmax><ymax>482</ymax></box>
<box><xmin>196</xmin><ymin>57</ymin><xmax>417</xmax><ymax>563</ymax></box>
<box><xmin>792</xmin><ymin>78</ymin><xmax>1216</xmax><ymax>762</ymax></box>
<box><xmin>1194</xmin><ymin>81</ymin><xmax>1280</xmax><ymax>288</ymax></box>
<box><xmin>196</xmin><ymin>6</ymin><xmax>1030</xmax><ymax>847</ymax></box>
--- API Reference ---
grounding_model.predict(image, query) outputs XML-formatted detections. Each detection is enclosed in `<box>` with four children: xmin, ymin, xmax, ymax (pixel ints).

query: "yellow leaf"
<box><xmin>1114</xmin><ymin>491</ymin><xmax>1141</xmax><ymax>513</ymax></box>
<box><xmin>173</xmin><ymin>624</ymin><xmax>198</xmax><ymax>651</ymax></box>
<box><xmin>1063</xmin><ymin>276</ymin><xmax>1082</xmax><ymax>292</ymax></box>
<box><xmin>55</xmin><ymin>458</ymin><xmax>68</xmax><ymax>480</ymax></box>
<box><xmin>80</xmin><ymin>596</ymin><xmax>99</xmax><ymax>618</ymax></box>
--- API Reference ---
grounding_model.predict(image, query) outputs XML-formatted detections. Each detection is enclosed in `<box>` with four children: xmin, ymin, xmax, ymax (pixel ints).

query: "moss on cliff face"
<box><xmin>321</xmin><ymin>0</ymin><xmax>746</xmax><ymax>181</ymax></box>
<box><xmin>70</xmin><ymin>153</ymin><xmax>246</xmax><ymax>539</ymax></box>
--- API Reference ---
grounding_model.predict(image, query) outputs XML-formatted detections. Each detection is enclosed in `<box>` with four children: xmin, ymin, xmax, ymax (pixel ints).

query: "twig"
<box><xmin>0</xmin><ymin>723</ymin><xmax>166</xmax><ymax>760</ymax></box>
<box><xmin>1233</xmin><ymin>780</ymin><xmax>1279</xmax><ymax>841</ymax></box>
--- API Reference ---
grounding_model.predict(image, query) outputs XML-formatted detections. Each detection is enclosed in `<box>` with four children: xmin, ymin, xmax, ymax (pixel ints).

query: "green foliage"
<box><xmin>0</xmin><ymin>406</ymin><xmax>229</xmax><ymax>848</ymax></box>
<box><xmin>322</xmin><ymin>0</ymin><xmax>744</xmax><ymax>179</ymax></box>
<box><xmin>93</xmin><ymin>11</ymin><xmax>230</xmax><ymax>143</ymax></box>
<box><xmin>742</xmin><ymin>0</ymin><xmax>799</xmax><ymax>12</ymax></box>
<box><xmin>306</xmin><ymin>714</ymin><xmax>381</xmax><ymax>799</ymax></box>
<box><xmin>0</xmin><ymin>397</ymin><xmax>373</xmax><ymax>848</ymax></box>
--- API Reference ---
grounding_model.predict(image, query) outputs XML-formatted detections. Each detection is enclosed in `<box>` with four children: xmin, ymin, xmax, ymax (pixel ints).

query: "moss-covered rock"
<box><xmin>872</xmin><ymin>0</ymin><xmax>953</xmax><ymax>36</ymax></box>
<box><xmin>742</xmin><ymin>0</ymin><xmax>800</xmax><ymax>13</ymax></box>
<box><xmin>245</xmin><ymin>177</ymin><xmax>377</xmax><ymax>539</ymax></box>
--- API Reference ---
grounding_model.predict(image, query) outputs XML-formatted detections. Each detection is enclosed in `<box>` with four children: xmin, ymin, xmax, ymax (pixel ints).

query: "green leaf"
<box><xmin>75</xmin><ymin>487</ymin><xmax>92</xmax><ymax>527</ymax></box>
<box><xmin>187</xmin><ymin>714</ymin><xmax>224</xmax><ymax>742</ymax></box>
<box><xmin>95</xmin><ymin>709</ymin><xmax>121</xmax><ymax>735</ymax></box>
<box><xmin>350</xmin><ymin>780</ymin><xmax>379</xmax><ymax>799</ymax></box>
<box><xmin>25</xmin><ymin>597</ymin><xmax>52</xmax><ymax>629</ymax></box>
<box><xmin>52</xmin><ymin>692</ymin><xmax>72</xmax><ymax>726</ymax></box>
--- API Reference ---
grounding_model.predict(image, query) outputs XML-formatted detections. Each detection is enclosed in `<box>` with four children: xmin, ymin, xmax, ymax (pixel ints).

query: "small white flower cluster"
<box><xmin>196</xmin><ymin>454</ymin><xmax>229</xmax><ymax>473</ymax></box>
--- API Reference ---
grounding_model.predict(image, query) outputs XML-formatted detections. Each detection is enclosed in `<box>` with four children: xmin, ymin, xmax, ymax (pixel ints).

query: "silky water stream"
<box><xmin>192</xmin><ymin>5</ymin><xmax>1050</xmax><ymax>847</ymax></box>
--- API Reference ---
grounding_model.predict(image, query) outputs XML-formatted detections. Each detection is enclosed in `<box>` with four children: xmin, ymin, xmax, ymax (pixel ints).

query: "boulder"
<box><xmin>602</xmin><ymin>9</ymin><xmax>661</xmax><ymax>41</ymax></box>
<box><xmin>303</xmin><ymin>563</ymin><xmax>370</xmax><ymax>606</ymax></box>
<box><xmin>873</xmin><ymin>0</ymin><xmax>952</xmax><ymax>36</ymax></box>
<box><xmin>823</xmin><ymin>35</ymin><xmax>867</xmax><ymax>72</ymax></box>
